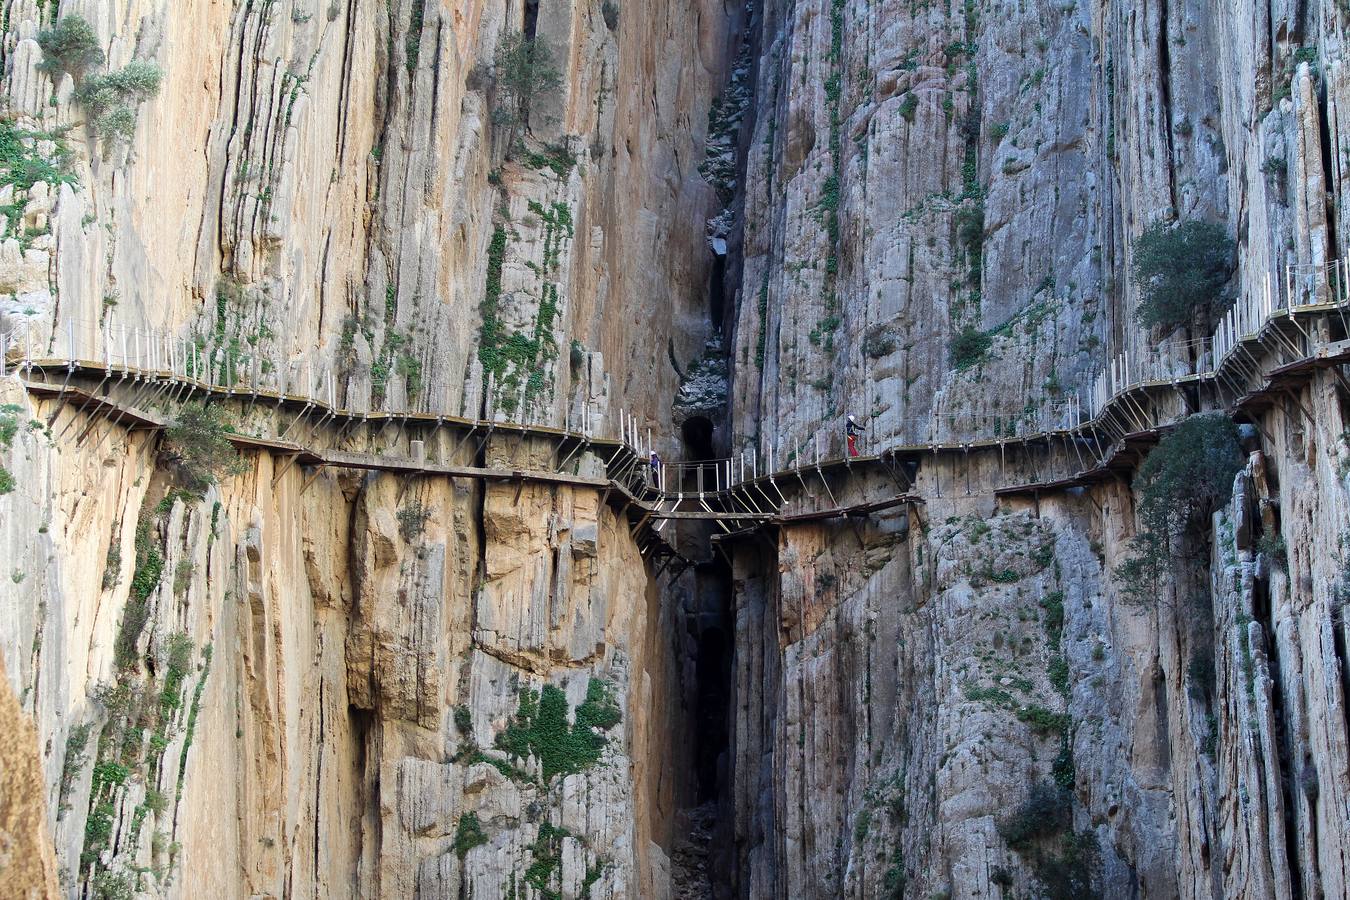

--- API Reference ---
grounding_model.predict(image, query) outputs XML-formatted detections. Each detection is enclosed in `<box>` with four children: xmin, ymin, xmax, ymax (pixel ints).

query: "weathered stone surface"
<box><xmin>4</xmin><ymin>0</ymin><xmax>1350</xmax><ymax>898</ymax></box>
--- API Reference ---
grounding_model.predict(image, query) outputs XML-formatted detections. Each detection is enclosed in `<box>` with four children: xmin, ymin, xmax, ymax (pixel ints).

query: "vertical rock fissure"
<box><xmin>313</xmin><ymin>678</ymin><xmax>325</xmax><ymax>892</ymax></box>
<box><xmin>1329</xmin><ymin>596</ymin><xmax>1350</xmax><ymax>803</ymax></box>
<box><xmin>1254</xmin><ymin>556</ymin><xmax>1307</xmax><ymax>897</ymax></box>
<box><xmin>1156</xmin><ymin>0</ymin><xmax>1178</xmax><ymax>211</ymax></box>
<box><xmin>667</xmin><ymin>6</ymin><xmax>757</xmax><ymax>889</ymax></box>
<box><xmin>1314</xmin><ymin>78</ymin><xmax>1340</xmax><ymax>259</ymax></box>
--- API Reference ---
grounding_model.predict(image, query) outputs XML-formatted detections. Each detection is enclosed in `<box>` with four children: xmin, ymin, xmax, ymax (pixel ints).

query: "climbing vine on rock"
<box><xmin>477</xmin><ymin>202</ymin><xmax>572</xmax><ymax>418</ymax></box>
<box><xmin>494</xmin><ymin>679</ymin><xmax>622</xmax><ymax>782</ymax></box>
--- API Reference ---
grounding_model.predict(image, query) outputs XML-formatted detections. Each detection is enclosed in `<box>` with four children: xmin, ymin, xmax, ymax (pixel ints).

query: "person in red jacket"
<box><xmin>846</xmin><ymin>415</ymin><xmax>864</xmax><ymax>457</ymax></box>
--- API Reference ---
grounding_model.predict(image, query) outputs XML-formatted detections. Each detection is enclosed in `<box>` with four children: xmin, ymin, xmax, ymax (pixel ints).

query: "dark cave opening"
<box><xmin>670</xmin><ymin>557</ymin><xmax>737</xmax><ymax>898</ymax></box>
<box><xmin>682</xmin><ymin>415</ymin><xmax>716</xmax><ymax>462</ymax></box>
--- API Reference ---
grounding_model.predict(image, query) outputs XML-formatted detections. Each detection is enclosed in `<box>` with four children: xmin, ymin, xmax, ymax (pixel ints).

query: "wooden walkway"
<box><xmin>6</xmin><ymin>288</ymin><xmax>1348</xmax><ymax>547</ymax></box>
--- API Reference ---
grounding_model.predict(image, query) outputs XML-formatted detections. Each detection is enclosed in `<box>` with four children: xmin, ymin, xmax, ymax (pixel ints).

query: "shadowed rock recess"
<box><xmin>3</xmin><ymin>1</ymin><xmax>1350</xmax><ymax>898</ymax></box>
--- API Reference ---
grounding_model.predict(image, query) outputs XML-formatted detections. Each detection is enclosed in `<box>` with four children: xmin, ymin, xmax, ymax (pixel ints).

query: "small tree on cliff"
<box><xmin>164</xmin><ymin>403</ymin><xmax>247</xmax><ymax>492</ymax></box>
<box><xmin>1131</xmin><ymin>219</ymin><xmax>1234</xmax><ymax>333</ymax></box>
<box><xmin>491</xmin><ymin>32</ymin><xmax>562</xmax><ymax>151</ymax></box>
<box><xmin>36</xmin><ymin>16</ymin><xmax>105</xmax><ymax>81</ymax></box>
<box><xmin>1116</xmin><ymin>413</ymin><xmax>1243</xmax><ymax>602</ymax></box>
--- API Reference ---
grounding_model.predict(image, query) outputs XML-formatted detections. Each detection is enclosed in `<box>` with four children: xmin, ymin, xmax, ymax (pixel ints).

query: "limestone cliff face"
<box><xmin>724</xmin><ymin>1</ymin><xmax>1350</xmax><ymax>898</ymax></box>
<box><xmin>731</xmin><ymin>0</ymin><xmax>1347</xmax><ymax>449</ymax></box>
<box><xmin>5</xmin><ymin>0</ymin><xmax>1350</xmax><ymax>897</ymax></box>
<box><xmin>0</xmin><ymin>0</ymin><xmax>737</xmax><ymax>896</ymax></box>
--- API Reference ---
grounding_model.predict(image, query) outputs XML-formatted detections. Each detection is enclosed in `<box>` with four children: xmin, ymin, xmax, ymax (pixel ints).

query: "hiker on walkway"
<box><xmin>649</xmin><ymin>450</ymin><xmax>662</xmax><ymax>488</ymax></box>
<box><xmin>846</xmin><ymin>415</ymin><xmax>865</xmax><ymax>457</ymax></box>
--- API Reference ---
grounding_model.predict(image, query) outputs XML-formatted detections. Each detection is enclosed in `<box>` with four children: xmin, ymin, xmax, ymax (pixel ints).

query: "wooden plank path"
<box><xmin>6</xmin><ymin>288</ymin><xmax>1349</xmax><ymax>536</ymax></box>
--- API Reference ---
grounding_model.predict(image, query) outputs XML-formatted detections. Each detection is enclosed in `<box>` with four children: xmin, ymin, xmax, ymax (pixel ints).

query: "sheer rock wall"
<box><xmin>725</xmin><ymin>1</ymin><xmax>1350</xmax><ymax>897</ymax></box>
<box><xmin>0</xmin><ymin>0</ymin><xmax>738</xmax><ymax>895</ymax></box>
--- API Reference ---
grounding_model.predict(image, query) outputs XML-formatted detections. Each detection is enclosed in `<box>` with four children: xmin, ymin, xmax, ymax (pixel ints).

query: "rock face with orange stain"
<box><xmin>0</xmin><ymin>0</ymin><xmax>736</xmax><ymax>894</ymax></box>
<box><xmin>0</xmin><ymin>652</ymin><xmax>60</xmax><ymax>900</ymax></box>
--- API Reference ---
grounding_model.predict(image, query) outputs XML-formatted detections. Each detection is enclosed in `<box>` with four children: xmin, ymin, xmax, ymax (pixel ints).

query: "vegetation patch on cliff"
<box><xmin>164</xmin><ymin>403</ymin><xmax>246</xmax><ymax>493</ymax></box>
<box><xmin>75</xmin><ymin>60</ymin><xmax>164</xmax><ymax>144</ymax></box>
<box><xmin>1131</xmin><ymin>220</ymin><xmax>1234</xmax><ymax>333</ymax></box>
<box><xmin>490</xmin><ymin>32</ymin><xmax>562</xmax><ymax>152</ymax></box>
<box><xmin>0</xmin><ymin>403</ymin><xmax>22</xmax><ymax>494</ymax></box>
<box><xmin>82</xmin><ymin>630</ymin><xmax>209</xmax><ymax>891</ymax></box>
<box><xmin>999</xmin><ymin>781</ymin><xmax>1100</xmax><ymax>898</ymax></box>
<box><xmin>1117</xmin><ymin>413</ymin><xmax>1242</xmax><ymax>602</ymax></box>
<box><xmin>36</xmin><ymin>15</ymin><xmax>104</xmax><ymax>80</ymax></box>
<box><xmin>478</xmin><ymin>203</ymin><xmax>571</xmax><ymax>418</ymax></box>
<box><xmin>494</xmin><ymin>679</ymin><xmax>622</xmax><ymax>782</ymax></box>
<box><xmin>453</xmin><ymin>811</ymin><xmax>488</xmax><ymax>858</ymax></box>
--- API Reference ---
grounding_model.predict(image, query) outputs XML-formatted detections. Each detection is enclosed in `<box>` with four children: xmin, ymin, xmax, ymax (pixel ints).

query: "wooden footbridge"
<box><xmin>3</xmin><ymin>260</ymin><xmax>1348</xmax><ymax>566</ymax></box>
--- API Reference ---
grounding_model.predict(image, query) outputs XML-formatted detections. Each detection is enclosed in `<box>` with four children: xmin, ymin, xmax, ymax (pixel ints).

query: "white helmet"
<box><xmin>848</xmin><ymin>415</ymin><xmax>856</xmax><ymax>423</ymax></box>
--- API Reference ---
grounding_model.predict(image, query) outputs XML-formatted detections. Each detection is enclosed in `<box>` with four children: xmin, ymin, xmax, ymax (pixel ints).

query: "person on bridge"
<box><xmin>649</xmin><ymin>450</ymin><xmax>662</xmax><ymax>488</ymax></box>
<box><xmin>846</xmin><ymin>415</ymin><xmax>865</xmax><ymax>457</ymax></box>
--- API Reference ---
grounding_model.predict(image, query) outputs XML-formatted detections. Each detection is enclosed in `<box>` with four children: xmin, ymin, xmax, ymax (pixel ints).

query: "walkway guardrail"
<box><xmin>3</xmin><ymin>257</ymin><xmax>1348</xmax><ymax>519</ymax></box>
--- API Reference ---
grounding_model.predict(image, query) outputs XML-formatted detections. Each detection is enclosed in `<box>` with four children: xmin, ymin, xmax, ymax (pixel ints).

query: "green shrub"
<box><xmin>36</xmin><ymin>16</ymin><xmax>105</xmax><ymax>80</ymax></box>
<box><xmin>494</xmin><ymin>679</ymin><xmax>621</xmax><ymax>781</ymax></box>
<box><xmin>1116</xmin><ymin>413</ymin><xmax>1242</xmax><ymax>602</ymax></box>
<box><xmin>1030</xmin><ymin>830</ymin><xmax>1101</xmax><ymax>900</ymax></box>
<box><xmin>102</xmin><ymin>543</ymin><xmax>122</xmax><ymax>589</ymax></box>
<box><xmin>999</xmin><ymin>780</ymin><xmax>1071</xmax><ymax>849</ymax></box>
<box><xmin>1051</xmin><ymin>735</ymin><xmax>1075</xmax><ymax>789</ymax></box>
<box><xmin>521</xmin><ymin>140</ymin><xmax>576</xmax><ymax>177</ymax></box>
<box><xmin>453</xmin><ymin>811</ymin><xmax>488</xmax><ymax>858</ymax></box>
<box><xmin>93</xmin><ymin>106</ymin><xmax>137</xmax><ymax>143</ymax></box>
<box><xmin>525</xmin><ymin>822</ymin><xmax>570</xmax><ymax>895</ymax></box>
<box><xmin>1186</xmin><ymin>648</ymin><xmax>1215</xmax><ymax>702</ymax></box>
<box><xmin>1048</xmin><ymin>654</ymin><xmax>1069</xmax><ymax>696</ymax></box>
<box><xmin>86</xmin><ymin>60</ymin><xmax>163</xmax><ymax>99</ymax></box>
<box><xmin>949</xmin><ymin>326</ymin><xmax>992</xmax><ymax>370</ymax></box>
<box><xmin>955</xmin><ymin>203</ymin><xmax>984</xmax><ymax>253</ymax></box>
<box><xmin>59</xmin><ymin>723</ymin><xmax>92</xmax><ymax>810</ymax></box>
<box><xmin>74</xmin><ymin>60</ymin><xmax>163</xmax><ymax>143</ymax></box>
<box><xmin>90</xmin><ymin>868</ymin><xmax>136</xmax><ymax>900</ymax></box>
<box><xmin>172</xmin><ymin>560</ymin><xmax>194</xmax><ymax>595</ymax></box>
<box><xmin>882</xmin><ymin>848</ymin><xmax>907</xmax><ymax>898</ymax></box>
<box><xmin>1138</xmin><ymin>414</ymin><xmax>1243</xmax><ymax>532</ymax></box>
<box><xmin>1131</xmin><ymin>219</ymin><xmax>1234</xmax><ymax>332</ymax></box>
<box><xmin>405</xmin><ymin>0</ymin><xmax>426</xmax><ymax>71</ymax></box>
<box><xmin>395</xmin><ymin>351</ymin><xmax>423</xmax><ymax>397</ymax></box>
<box><xmin>0</xmin><ymin>121</ymin><xmax>76</xmax><ymax>191</ymax></box>
<box><xmin>863</xmin><ymin>329</ymin><xmax>897</xmax><ymax>359</ymax></box>
<box><xmin>143</xmin><ymin>788</ymin><xmax>168</xmax><ymax>813</ymax></box>
<box><xmin>397</xmin><ymin>501</ymin><xmax>431</xmax><ymax>542</ymax></box>
<box><xmin>1017</xmin><ymin>704</ymin><xmax>1070</xmax><ymax>735</ymax></box>
<box><xmin>164</xmin><ymin>403</ymin><xmax>244</xmax><ymax>491</ymax></box>
<box><xmin>491</xmin><ymin>32</ymin><xmax>562</xmax><ymax>148</ymax></box>
<box><xmin>899</xmin><ymin>93</ymin><xmax>918</xmax><ymax>122</ymax></box>
<box><xmin>0</xmin><ymin>403</ymin><xmax>19</xmax><ymax>495</ymax></box>
<box><xmin>1257</xmin><ymin>531</ymin><xmax>1287</xmax><ymax>569</ymax></box>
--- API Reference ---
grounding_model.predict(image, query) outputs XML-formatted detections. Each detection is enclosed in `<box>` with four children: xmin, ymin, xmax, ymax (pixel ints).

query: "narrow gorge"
<box><xmin>2</xmin><ymin>2</ymin><xmax>1350</xmax><ymax>899</ymax></box>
